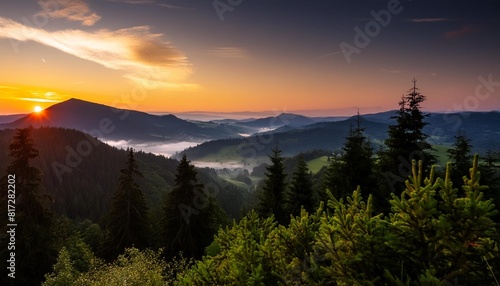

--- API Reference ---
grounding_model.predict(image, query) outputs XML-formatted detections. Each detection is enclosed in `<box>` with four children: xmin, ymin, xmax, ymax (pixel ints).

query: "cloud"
<box><xmin>208</xmin><ymin>47</ymin><xmax>249</xmax><ymax>59</ymax></box>
<box><xmin>107</xmin><ymin>0</ymin><xmax>191</xmax><ymax>10</ymax></box>
<box><xmin>37</xmin><ymin>0</ymin><xmax>101</xmax><ymax>26</ymax></box>
<box><xmin>106</xmin><ymin>0</ymin><xmax>155</xmax><ymax>4</ymax></box>
<box><xmin>445</xmin><ymin>25</ymin><xmax>476</xmax><ymax>39</ymax></box>
<box><xmin>407</xmin><ymin>18</ymin><xmax>451</xmax><ymax>23</ymax></box>
<box><xmin>0</xmin><ymin>86</ymin><xmax>64</xmax><ymax>103</ymax></box>
<box><xmin>381</xmin><ymin>68</ymin><xmax>402</xmax><ymax>74</ymax></box>
<box><xmin>0</xmin><ymin>17</ymin><xmax>194</xmax><ymax>89</ymax></box>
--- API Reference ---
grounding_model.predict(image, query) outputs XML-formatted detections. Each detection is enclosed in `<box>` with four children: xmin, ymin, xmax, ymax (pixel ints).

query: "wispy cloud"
<box><xmin>106</xmin><ymin>0</ymin><xmax>155</xmax><ymax>4</ymax></box>
<box><xmin>0</xmin><ymin>87</ymin><xmax>64</xmax><ymax>103</ymax></box>
<box><xmin>208</xmin><ymin>47</ymin><xmax>249</xmax><ymax>59</ymax></box>
<box><xmin>0</xmin><ymin>17</ymin><xmax>194</xmax><ymax>89</ymax></box>
<box><xmin>381</xmin><ymin>68</ymin><xmax>402</xmax><ymax>74</ymax></box>
<box><xmin>37</xmin><ymin>0</ymin><xmax>101</xmax><ymax>26</ymax></box>
<box><xmin>408</xmin><ymin>18</ymin><xmax>451</xmax><ymax>23</ymax></box>
<box><xmin>445</xmin><ymin>25</ymin><xmax>476</xmax><ymax>39</ymax></box>
<box><xmin>107</xmin><ymin>0</ymin><xmax>192</xmax><ymax>10</ymax></box>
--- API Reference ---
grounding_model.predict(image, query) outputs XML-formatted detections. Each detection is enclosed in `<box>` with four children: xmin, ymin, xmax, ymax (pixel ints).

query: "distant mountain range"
<box><xmin>1</xmin><ymin>98</ymin><xmax>498</xmax><ymax>162</ymax></box>
<box><xmin>181</xmin><ymin>111</ymin><xmax>500</xmax><ymax>161</ymax></box>
<box><xmin>0</xmin><ymin>98</ymin><xmax>253</xmax><ymax>143</ymax></box>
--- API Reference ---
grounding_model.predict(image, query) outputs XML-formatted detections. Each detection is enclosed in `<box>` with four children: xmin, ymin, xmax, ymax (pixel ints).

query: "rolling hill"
<box><xmin>0</xmin><ymin>98</ymin><xmax>251</xmax><ymax>143</ymax></box>
<box><xmin>180</xmin><ymin>111</ymin><xmax>500</xmax><ymax>163</ymax></box>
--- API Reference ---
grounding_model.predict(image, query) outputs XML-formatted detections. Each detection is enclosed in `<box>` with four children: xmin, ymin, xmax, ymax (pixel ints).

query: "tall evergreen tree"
<box><xmin>379</xmin><ymin>80</ymin><xmax>436</xmax><ymax>195</ymax></box>
<box><xmin>325</xmin><ymin>113</ymin><xmax>376</xmax><ymax>202</ymax></box>
<box><xmin>0</xmin><ymin>127</ymin><xmax>56</xmax><ymax>285</ymax></box>
<box><xmin>104</xmin><ymin>149</ymin><xmax>149</xmax><ymax>259</ymax></box>
<box><xmin>447</xmin><ymin>130</ymin><xmax>473</xmax><ymax>186</ymax></box>
<box><xmin>258</xmin><ymin>145</ymin><xmax>288</xmax><ymax>225</ymax></box>
<box><xmin>162</xmin><ymin>154</ymin><xmax>216</xmax><ymax>259</ymax></box>
<box><xmin>287</xmin><ymin>155</ymin><xmax>315</xmax><ymax>216</ymax></box>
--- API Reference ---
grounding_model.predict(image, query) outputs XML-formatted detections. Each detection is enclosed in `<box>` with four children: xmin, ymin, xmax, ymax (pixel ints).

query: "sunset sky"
<box><xmin>1</xmin><ymin>0</ymin><xmax>499</xmax><ymax>116</ymax></box>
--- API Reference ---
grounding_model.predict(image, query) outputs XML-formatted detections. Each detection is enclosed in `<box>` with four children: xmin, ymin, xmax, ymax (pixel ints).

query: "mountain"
<box><xmin>238</xmin><ymin>113</ymin><xmax>317</xmax><ymax>128</ymax></box>
<box><xmin>180</xmin><ymin>117</ymin><xmax>390</xmax><ymax>161</ymax></box>
<box><xmin>0</xmin><ymin>98</ymin><xmax>250</xmax><ymax>143</ymax></box>
<box><xmin>180</xmin><ymin>111</ymin><xmax>500</xmax><ymax>162</ymax></box>
<box><xmin>0</xmin><ymin>127</ymin><xmax>246</xmax><ymax>221</ymax></box>
<box><xmin>0</xmin><ymin>114</ymin><xmax>26</xmax><ymax>124</ymax></box>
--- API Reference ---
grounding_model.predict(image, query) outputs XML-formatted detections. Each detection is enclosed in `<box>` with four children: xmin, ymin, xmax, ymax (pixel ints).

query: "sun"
<box><xmin>34</xmin><ymin>106</ymin><xmax>43</xmax><ymax>113</ymax></box>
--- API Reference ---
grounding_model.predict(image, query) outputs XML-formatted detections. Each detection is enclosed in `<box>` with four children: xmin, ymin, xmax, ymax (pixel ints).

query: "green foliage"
<box><xmin>44</xmin><ymin>248</ymin><xmax>167</xmax><ymax>286</ymax></box>
<box><xmin>388</xmin><ymin>156</ymin><xmax>499</xmax><ymax>283</ymax></box>
<box><xmin>447</xmin><ymin>130</ymin><xmax>473</xmax><ymax>186</ymax></box>
<box><xmin>161</xmin><ymin>154</ymin><xmax>219</xmax><ymax>259</ymax></box>
<box><xmin>178</xmin><ymin>156</ymin><xmax>500</xmax><ymax>285</ymax></box>
<box><xmin>314</xmin><ymin>188</ymin><xmax>392</xmax><ymax>285</ymax></box>
<box><xmin>379</xmin><ymin>81</ymin><xmax>437</xmax><ymax>196</ymax></box>
<box><xmin>258</xmin><ymin>146</ymin><xmax>288</xmax><ymax>225</ymax></box>
<box><xmin>103</xmin><ymin>149</ymin><xmax>150</xmax><ymax>259</ymax></box>
<box><xmin>325</xmin><ymin>114</ymin><xmax>376</xmax><ymax>203</ymax></box>
<box><xmin>0</xmin><ymin>127</ymin><xmax>57</xmax><ymax>285</ymax></box>
<box><xmin>287</xmin><ymin>155</ymin><xmax>316</xmax><ymax>216</ymax></box>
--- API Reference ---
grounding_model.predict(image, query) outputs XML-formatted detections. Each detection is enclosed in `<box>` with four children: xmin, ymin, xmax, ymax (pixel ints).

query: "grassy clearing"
<box><xmin>307</xmin><ymin>156</ymin><xmax>330</xmax><ymax>174</ymax></box>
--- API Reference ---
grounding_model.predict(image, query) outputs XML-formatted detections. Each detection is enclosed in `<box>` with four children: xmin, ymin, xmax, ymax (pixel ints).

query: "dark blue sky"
<box><xmin>0</xmin><ymin>0</ymin><xmax>499</xmax><ymax>114</ymax></box>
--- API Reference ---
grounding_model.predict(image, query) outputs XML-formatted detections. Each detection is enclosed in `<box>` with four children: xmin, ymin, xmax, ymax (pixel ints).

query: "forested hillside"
<box><xmin>0</xmin><ymin>127</ymin><xmax>246</xmax><ymax>221</ymax></box>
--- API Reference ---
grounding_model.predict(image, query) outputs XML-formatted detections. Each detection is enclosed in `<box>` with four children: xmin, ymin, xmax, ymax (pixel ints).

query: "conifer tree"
<box><xmin>162</xmin><ymin>154</ymin><xmax>216</xmax><ymax>259</ymax></box>
<box><xmin>0</xmin><ymin>127</ymin><xmax>56</xmax><ymax>285</ymax></box>
<box><xmin>258</xmin><ymin>145</ymin><xmax>288</xmax><ymax>225</ymax></box>
<box><xmin>447</xmin><ymin>130</ymin><xmax>473</xmax><ymax>186</ymax></box>
<box><xmin>287</xmin><ymin>155</ymin><xmax>315</xmax><ymax>216</ymax></box>
<box><xmin>325</xmin><ymin>113</ymin><xmax>375</xmax><ymax>202</ymax></box>
<box><xmin>379</xmin><ymin>80</ymin><xmax>436</xmax><ymax>195</ymax></box>
<box><xmin>104</xmin><ymin>149</ymin><xmax>149</xmax><ymax>259</ymax></box>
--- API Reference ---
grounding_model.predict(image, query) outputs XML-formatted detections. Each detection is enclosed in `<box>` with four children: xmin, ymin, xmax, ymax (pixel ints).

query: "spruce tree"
<box><xmin>287</xmin><ymin>155</ymin><xmax>315</xmax><ymax>216</ymax></box>
<box><xmin>162</xmin><ymin>154</ymin><xmax>216</xmax><ymax>259</ymax></box>
<box><xmin>379</xmin><ymin>80</ymin><xmax>436</xmax><ymax>195</ymax></box>
<box><xmin>325</xmin><ymin>113</ymin><xmax>375</xmax><ymax>202</ymax></box>
<box><xmin>0</xmin><ymin>127</ymin><xmax>56</xmax><ymax>285</ymax></box>
<box><xmin>104</xmin><ymin>149</ymin><xmax>149</xmax><ymax>259</ymax></box>
<box><xmin>258</xmin><ymin>145</ymin><xmax>288</xmax><ymax>225</ymax></box>
<box><xmin>447</xmin><ymin>130</ymin><xmax>473</xmax><ymax>186</ymax></box>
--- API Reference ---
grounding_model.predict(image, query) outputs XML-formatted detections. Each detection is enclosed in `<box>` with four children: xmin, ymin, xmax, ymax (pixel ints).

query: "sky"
<box><xmin>0</xmin><ymin>0</ymin><xmax>499</xmax><ymax>116</ymax></box>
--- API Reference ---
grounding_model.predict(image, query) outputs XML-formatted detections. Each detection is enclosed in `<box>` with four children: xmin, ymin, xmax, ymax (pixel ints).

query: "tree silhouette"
<box><xmin>161</xmin><ymin>154</ymin><xmax>216</xmax><ymax>259</ymax></box>
<box><xmin>287</xmin><ymin>155</ymin><xmax>315</xmax><ymax>216</ymax></box>
<box><xmin>325</xmin><ymin>113</ymin><xmax>376</xmax><ymax>204</ymax></box>
<box><xmin>104</xmin><ymin>149</ymin><xmax>149</xmax><ymax>259</ymax></box>
<box><xmin>0</xmin><ymin>127</ymin><xmax>56</xmax><ymax>285</ymax></box>
<box><xmin>258</xmin><ymin>145</ymin><xmax>288</xmax><ymax>225</ymax></box>
<box><xmin>447</xmin><ymin>130</ymin><xmax>473</xmax><ymax>187</ymax></box>
<box><xmin>379</xmin><ymin>80</ymin><xmax>436</xmax><ymax>196</ymax></box>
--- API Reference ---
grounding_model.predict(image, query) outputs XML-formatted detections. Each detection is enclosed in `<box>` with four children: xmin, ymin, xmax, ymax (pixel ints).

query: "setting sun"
<box><xmin>34</xmin><ymin>106</ymin><xmax>43</xmax><ymax>113</ymax></box>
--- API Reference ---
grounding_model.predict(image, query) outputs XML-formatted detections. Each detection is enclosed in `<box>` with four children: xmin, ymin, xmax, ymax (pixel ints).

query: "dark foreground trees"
<box><xmin>257</xmin><ymin>146</ymin><xmax>288</xmax><ymax>225</ymax></box>
<box><xmin>287</xmin><ymin>155</ymin><xmax>315</xmax><ymax>216</ymax></box>
<box><xmin>0</xmin><ymin>127</ymin><xmax>56</xmax><ymax>285</ymax></box>
<box><xmin>379</xmin><ymin>80</ymin><xmax>437</xmax><ymax>198</ymax></box>
<box><xmin>180</xmin><ymin>156</ymin><xmax>499</xmax><ymax>285</ymax></box>
<box><xmin>161</xmin><ymin>154</ymin><xmax>219</xmax><ymax>259</ymax></box>
<box><xmin>103</xmin><ymin>149</ymin><xmax>149</xmax><ymax>259</ymax></box>
<box><xmin>325</xmin><ymin>113</ymin><xmax>376</xmax><ymax>202</ymax></box>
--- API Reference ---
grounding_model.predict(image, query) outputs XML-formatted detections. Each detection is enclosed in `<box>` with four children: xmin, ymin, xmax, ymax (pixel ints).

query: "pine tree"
<box><xmin>287</xmin><ymin>155</ymin><xmax>315</xmax><ymax>216</ymax></box>
<box><xmin>162</xmin><ymin>154</ymin><xmax>216</xmax><ymax>259</ymax></box>
<box><xmin>104</xmin><ymin>149</ymin><xmax>149</xmax><ymax>259</ymax></box>
<box><xmin>447</xmin><ymin>130</ymin><xmax>473</xmax><ymax>186</ymax></box>
<box><xmin>258</xmin><ymin>145</ymin><xmax>288</xmax><ymax>225</ymax></box>
<box><xmin>379</xmin><ymin>80</ymin><xmax>436</xmax><ymax>196</ymax></box>
<box><xmin>325</xmin><ymin>113</ymin><xmax>376</xmax><ymax>203</ymax></box>
<box><xmin>0</xmin><ymin>127</ymin><xmax>56</xmax><ymax>285</ymax></box>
